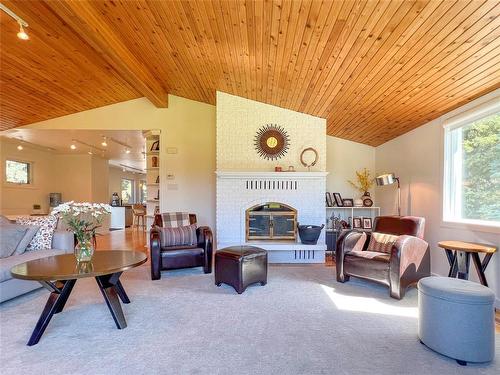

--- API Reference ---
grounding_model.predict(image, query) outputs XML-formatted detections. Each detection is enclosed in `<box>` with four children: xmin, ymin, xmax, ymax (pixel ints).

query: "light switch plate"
<box><xmin>166</xmin><ymin>147</ymin><xmax>178</xmax><ymax>154</ymax></box>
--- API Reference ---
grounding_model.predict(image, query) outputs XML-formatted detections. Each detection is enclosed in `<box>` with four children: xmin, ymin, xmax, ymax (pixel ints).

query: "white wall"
<box><xmin>216</xmin><ymin>91</ymin><xmax>326</xmax><ymax>172</ymax></box>
<box><xmin>23</xmin><ymin>95</ymin><xmax>216</xmax><ymax>229</ymax></box>
<box><xmin>0</xmin><ymin>139</ymin><xmax>111</xmax><ymax>214</ymax></box>
<box><xmin>91</xmin><ymin>156</ymin><xmax>110</xmax><ymax>203</ymax></box>
<box><xmin>0</xmin><ymin>138</ymin><xmax>57</xmax><ymax>214</ymax></box>
<box><xmin>375</xmin><ymin>89</ymin><xmax>500</xmax><ymax>307</ymax></box>
<box><xmin>326</xmin><ymin>136</ymin><xmax>376</xmax><ymax>201</ymax></box>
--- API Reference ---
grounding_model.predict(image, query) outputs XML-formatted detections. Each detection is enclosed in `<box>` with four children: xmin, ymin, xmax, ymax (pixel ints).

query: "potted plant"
<box><xmin>348</xmin><ymin>168</ymin><xmax>374</xmax><ymax>206</ymax></box>
<box><xmin>52</xmin><ymin>202</ymin><xmax>111</xmax><ymax>262</ymax></box>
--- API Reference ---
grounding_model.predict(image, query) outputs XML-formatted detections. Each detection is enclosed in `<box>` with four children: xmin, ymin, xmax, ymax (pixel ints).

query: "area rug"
<box><xmin>0</xmin><ymin>264</ymin><xmax>498</xmax><ymax>375</ymax></box>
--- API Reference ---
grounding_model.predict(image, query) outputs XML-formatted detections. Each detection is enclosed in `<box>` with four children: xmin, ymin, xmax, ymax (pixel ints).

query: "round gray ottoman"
<box><xmin>418</xmin><ymin>276</ymin><xmax>495</xmax><ymax>365</ymax></box>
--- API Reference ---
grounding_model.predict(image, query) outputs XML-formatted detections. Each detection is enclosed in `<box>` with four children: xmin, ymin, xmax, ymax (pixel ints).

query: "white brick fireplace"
<box><xmin>216</xmin><ymin>91</ymin><xmax>327</xmax><ymax>263</ymax></box>
<box><xmin>216</xmin><ymin>171</ymin><xmax>328</xmax><ymax>263</ymax></box>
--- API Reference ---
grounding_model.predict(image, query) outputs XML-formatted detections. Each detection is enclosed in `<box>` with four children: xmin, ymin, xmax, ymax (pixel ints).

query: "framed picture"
<box><xmin>333</xmin><ymin>193</ymin><xmax>343</xmax><ymax>207</ymax></box>
<box><xmin>343</xmin><ymin>199</ymin><xmax>354</xmax><ymax>207</ymax></box>
<box><xmin>353</xmin><ymin>217</ymin><xmax>362</xmax><ymax>229</ymax></box>
<box><xmin>362</xmin><ymin>217</ymin><xmax>372</xmax><ymax>230</ymax></box>
<box><xmin>326</xmin><ymin>192</ymin><xmax>333</xmax><ymax>207</ymax></box>
<box><xmin>151</xmin><ymin>140</ymin><xmax>160</xmax><ymax>151</ymax></box>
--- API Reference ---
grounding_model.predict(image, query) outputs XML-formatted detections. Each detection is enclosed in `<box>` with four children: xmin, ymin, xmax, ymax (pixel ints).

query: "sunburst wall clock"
<box><xmin>254</xmin><ymin>124</ymin><xmax>290</xmax><ymax>160</ymax></box>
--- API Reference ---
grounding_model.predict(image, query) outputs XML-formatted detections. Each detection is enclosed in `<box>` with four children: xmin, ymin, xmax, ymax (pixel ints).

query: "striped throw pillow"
<box><xmin>367</xmin><ymin>232</ymin><xmax>398</xmax><ymax>254</ymax></box>
<box><xmin>159</xmin><ymin>224</ymin><xmax>197</xmax><ymax>247</ymax></box>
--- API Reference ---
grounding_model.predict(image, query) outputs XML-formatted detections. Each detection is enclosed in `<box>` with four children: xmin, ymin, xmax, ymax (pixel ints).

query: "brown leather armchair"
<box><xmin>336</xmin><ymin>216</ymin><xmax>430</xmax><ymax>299</ymax></box>
<box><xmin>150</xmin><ymin>213</ymin><xmax>213</xmax><ymax>280</ymax></box>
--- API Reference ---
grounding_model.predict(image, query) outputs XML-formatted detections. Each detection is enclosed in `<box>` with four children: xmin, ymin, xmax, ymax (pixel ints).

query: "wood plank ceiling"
<box><xmin>1</xmin><ymin>0</ymin><xmax>499</xmax><ymax>146</ymax></box>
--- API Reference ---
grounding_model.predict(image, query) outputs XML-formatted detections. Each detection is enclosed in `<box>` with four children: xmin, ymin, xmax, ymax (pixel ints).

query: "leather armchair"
<box><xmin>150</xmin><ymin>214</ymin><xmax>213</xmax><ymax>280</ymax></box>
<box><xmin>336</xmin><ymin>216</ymin><xmax>430</xmax><ymax>299</ymax></box>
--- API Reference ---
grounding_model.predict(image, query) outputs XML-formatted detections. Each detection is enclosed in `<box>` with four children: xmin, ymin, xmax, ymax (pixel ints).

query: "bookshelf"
<box><xmin>145</xmin><ymin>131</ymin><xmax>160</xmax><ymax>228</ymax></box>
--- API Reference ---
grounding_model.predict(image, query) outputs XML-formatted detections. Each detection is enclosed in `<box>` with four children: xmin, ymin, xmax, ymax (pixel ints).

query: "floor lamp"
<box><xmin>376</xmin><ymin>173</ymin><xmax>401</xmax><ymax>216</ymax></box>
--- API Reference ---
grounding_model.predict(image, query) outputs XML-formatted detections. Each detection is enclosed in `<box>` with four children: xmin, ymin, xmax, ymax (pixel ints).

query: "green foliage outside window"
<box><xmin>462</xmin><ymin>113</ymin><xmax>500</xmax><ymax>221</ymax></box>
<box><xmin>6</xmin><ymin>160</ymin><xmax>30</xmax><ymax>184</ymax></box>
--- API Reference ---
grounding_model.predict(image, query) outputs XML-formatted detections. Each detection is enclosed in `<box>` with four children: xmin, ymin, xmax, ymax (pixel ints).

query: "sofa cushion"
<box><xmin>157</xmin><ymin>224</ymin><xmax>197</xmax><ymax>247</ymax></box>
<box><xmin>0</xmin><ymin>225</ymin><xmax>28</xmax><ymax>258</ymax></box>
<box><xmin>15</xmin><ymin>225</ymin><xmax>40</xmax><ymax>254</ymax></box>
<box><xmin>16</xmin><ymin>216</ymin><xmax>58</xmax><ymax>251</ymax></box>
<box><xmin>348</xmin><ymin>250</ymin><xmax>391</xmax><ymax>263</ymax></box>
<box><xmin>0</xmin><ymin>215</ymin><xmax>12</xmax><ymax>225</ymax></box>
<box><xmin>367</xmin><ymin>232</ymin><xmax>398</xmax><ymax>254</ymax></box>
<box><xmin>0</xmin><ymin>249</ymin><xmax>68</xmax><ymax>283</ymax></box>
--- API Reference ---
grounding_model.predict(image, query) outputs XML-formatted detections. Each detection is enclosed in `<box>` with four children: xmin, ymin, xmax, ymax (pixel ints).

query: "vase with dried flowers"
<box><xmin>348</xmin><ymin>168</ymin><xmax>375</xmax><ymax>205</ymax></box>
<box><xmin>52</xmin><ymin>202</ymin><xmax>111</xmax><ymax>262</ymax></box>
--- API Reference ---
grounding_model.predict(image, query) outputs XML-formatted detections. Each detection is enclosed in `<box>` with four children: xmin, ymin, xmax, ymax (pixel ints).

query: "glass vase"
<box><xmin>74</xmin><ymin>240</ymin><xmax>95</xmax><ymax>263</ymax></box>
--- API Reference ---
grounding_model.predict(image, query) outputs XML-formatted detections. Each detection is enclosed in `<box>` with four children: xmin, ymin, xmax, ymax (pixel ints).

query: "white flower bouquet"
<box><xmin>52</xmin><ymin>202</ymin><xmax>111</xmax><ymax>261</ymax></box>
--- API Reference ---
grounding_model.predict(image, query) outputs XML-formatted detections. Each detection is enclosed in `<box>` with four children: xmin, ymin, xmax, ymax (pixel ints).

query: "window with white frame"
<box><xmin>5</xmin><ymin>159</ymin><xmax>32</xmax><ymax>184</ymax></box>
<box><xmin>443</xmin><ymin>100</ymin><xmax>500</xmax><ymax>227</ymax></box>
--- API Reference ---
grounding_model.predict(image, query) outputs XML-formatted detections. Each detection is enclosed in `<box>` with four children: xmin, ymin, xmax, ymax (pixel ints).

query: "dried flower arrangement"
<box><xmin>348</xmin><ymin>168</ymin><xmax>374</xmax><ymax>193</ymax></box>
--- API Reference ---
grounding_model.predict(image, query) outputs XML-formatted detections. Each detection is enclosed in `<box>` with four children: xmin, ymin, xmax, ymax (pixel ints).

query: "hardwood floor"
<box><xmin>97</xmin><ymin>231</ymin><xmax>499</xmax><ymax>332</ymax></box>
<box><xmin>95</xmin><ymin>227</ymin><xmax>148</xmax><ymax>254</ymax></box>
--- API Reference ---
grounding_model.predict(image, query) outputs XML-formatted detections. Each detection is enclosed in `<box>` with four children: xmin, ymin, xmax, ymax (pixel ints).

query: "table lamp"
<box><xmin>376</xmin><ymin>173</ymin><xmax>401</xmax><ymax>216</ymax></box>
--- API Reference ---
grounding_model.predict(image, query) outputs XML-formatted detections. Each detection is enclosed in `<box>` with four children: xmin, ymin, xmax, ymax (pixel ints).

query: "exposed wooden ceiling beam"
<box><xmin>45</xmin><ymin>0</ymin><xmax>167</xmax><ymax>108</ymax></box>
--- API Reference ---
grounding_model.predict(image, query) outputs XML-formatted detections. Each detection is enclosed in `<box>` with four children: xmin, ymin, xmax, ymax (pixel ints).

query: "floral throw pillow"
<box><xmin>16</xmin><ymin>216</ymin><xmax>58</xmax><ymax>251</ymax></box>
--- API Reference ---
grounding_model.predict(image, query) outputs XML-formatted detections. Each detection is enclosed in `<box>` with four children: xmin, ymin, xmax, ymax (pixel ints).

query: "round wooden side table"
<box><xmin>437</xmin><ymin>241</ymin><xmax>497</xmax><ymax>287</ymax></box>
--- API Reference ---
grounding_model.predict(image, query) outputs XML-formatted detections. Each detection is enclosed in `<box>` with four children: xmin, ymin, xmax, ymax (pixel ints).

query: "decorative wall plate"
<box><xmin>254</xmin><ymin>124</ymin><xmax>290</xmax><ymax>160</ymax></box>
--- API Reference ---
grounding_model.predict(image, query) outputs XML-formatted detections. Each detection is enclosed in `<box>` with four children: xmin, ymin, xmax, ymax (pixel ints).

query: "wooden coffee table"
<box><xmin>10</xmin><ymin>250</ymin><xmax>147</xmax><ymax>346</ymax></box>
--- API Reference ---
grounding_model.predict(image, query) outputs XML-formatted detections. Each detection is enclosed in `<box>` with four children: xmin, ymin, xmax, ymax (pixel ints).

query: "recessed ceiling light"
<box><xmin>17</xmin><ymin>144</ymin><xmax>23</xmax><ymax>150</ymax></box>
<box><xmin>70</xmin><ymin>143</ymin><xmax>76</xmax><ymax>150</ymax></box>
<box><xmin>17</xmin><ymin>22</ymin><xmax>29</xmax><ymax>40</ymax></box>
<box><xmin>125</xmin><ymin>148</ymin><xmax>131</xmax><ymax>154</ymax></box>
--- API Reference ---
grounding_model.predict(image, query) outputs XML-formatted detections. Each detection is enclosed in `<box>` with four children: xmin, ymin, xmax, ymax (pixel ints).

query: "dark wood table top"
<box><xmin>438</xmin><ymin>241</ymin><xmax>497</xmax><ymax>254</ymax></box>
<box><xmin>10</xmin><ymin>251</ymin><xmax>147</xmax><ymax>281</ymax></box>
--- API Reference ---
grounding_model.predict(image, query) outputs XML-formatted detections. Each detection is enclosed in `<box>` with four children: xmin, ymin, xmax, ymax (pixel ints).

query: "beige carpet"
<box><xmin>0</xmin><ymin>264</ymin><xmax>498</xmax><ymax>375</ymax></box>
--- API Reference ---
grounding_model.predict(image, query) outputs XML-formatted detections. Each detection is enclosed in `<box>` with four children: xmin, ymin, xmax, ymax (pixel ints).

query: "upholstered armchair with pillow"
<box><xmin>336</xmin><ymin>216</ymin><xmax>430</xmax><ymax>299</ymax></box>
<box><xmin>150</xmin><ymin>212</ymin><xmax>213</xmax><ymax>280</ymax></box>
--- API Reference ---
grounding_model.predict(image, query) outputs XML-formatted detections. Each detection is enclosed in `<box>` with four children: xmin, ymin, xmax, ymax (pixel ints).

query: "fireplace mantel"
<box><xmin>216</xmin><ymin>171</ymin><xmax>328</xmax><ymax>179</ymax></box>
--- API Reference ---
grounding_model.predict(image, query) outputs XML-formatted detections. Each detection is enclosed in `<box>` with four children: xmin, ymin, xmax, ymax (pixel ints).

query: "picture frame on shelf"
<box><xmin>362</xmin><ymin>217</ymin><xmax>372</xmax><ymax>230</ymax></box>
<box><xmin>343</xmin><ymin>199</ymin><xmax>354</xmax><ymax>207</ymax></box>
<box><xmin>353</xmin><ymin>217</ymin><xmax>362</xmax><ymax>229</ymax></box>
<box><xmin>333</xmin><ymin>193</ymin><xmax>343</xmax><ymax>207</ymax></box>
<box><xmin>326</xmin><ymin>192</ymin><xmax>333</xmax><ymax>207</ymax></box>
<box><xmin>150</xmin><ymin>140</ymin><xmax>160</xmax><ymax>151</ymax></box>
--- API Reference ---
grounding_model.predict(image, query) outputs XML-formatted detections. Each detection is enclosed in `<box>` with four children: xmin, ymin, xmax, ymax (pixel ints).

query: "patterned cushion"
<box><xmin>367</xmin><ymin>232</ymin><xmax>399</xmax><ymax>254</ymax></box>
<box><xmin>16</xmin><ymin>216</ymin><xmax>58</xmax><ymax>251</ymax></box>
<box><xmin>161</xmin><ymin>212</ymin><xmax>191</xmax><ymax>228</ymax></box>
<box><xmin>158</xmin><ymin>224</ymin><xmax>197</xmax><ymax>247</ymax></box>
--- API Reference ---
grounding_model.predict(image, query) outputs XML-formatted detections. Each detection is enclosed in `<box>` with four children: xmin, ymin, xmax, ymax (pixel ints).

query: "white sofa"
<box><xmin>0</xmin><ymin>230</ymin><xmax>74</xmax><ymax>303</ymax></box>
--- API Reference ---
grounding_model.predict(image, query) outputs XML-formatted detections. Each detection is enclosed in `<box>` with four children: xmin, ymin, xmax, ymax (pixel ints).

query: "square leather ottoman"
<box><xmin>215</xmin><ymin>246</ymin><xmax>267</xmax><ymax>294</ymax></box>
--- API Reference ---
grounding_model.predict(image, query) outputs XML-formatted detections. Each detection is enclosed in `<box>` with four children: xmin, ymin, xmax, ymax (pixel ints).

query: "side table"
<box><xmin>437</xmin><ymin>241</ymin><xmax>497</xmax><ymax>287</ymax></box>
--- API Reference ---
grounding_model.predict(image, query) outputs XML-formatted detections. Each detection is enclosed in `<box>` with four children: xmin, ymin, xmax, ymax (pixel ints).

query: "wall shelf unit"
<box><xmin>145</xmin><ymin>131</ymin><xmax>161</xmax><ymax>228</ymax></box>
<box><xmin>326</xmin><ymin>206</ymin><xmax>381</xmax><ymax>230</ymax></box>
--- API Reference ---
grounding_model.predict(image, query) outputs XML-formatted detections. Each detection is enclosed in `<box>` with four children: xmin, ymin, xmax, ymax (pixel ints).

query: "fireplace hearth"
<box><xmin>246</xmin><ymin>202</ymin><xmax>297</xmax><ymax>241</ymax></box>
